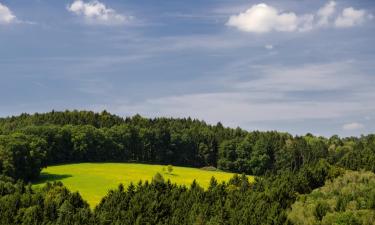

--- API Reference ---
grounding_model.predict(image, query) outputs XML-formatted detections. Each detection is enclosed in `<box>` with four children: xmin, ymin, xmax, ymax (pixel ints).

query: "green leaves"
<box><xmin>314</xmin><ymin>201</ymin><xmax>331</xmax><ymax>221</ymax></box>
<box><xmin>0</xmin><ymin>133</ymin><xmax>47</xmax><ymax>181</ymax></box>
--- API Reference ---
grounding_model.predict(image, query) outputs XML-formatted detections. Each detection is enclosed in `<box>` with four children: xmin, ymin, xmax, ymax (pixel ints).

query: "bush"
<box><xmin>152</xmin><ymin>172</ymin><xmax>165</xmax><ymax>184</ymax></box>
<box><xmin>314</xmin><ymin>201</ymin><xmax>331</xmax><ymax>221</ymax></box>
<box><xmin>167</xmin><ymin>165</ymin><xmax>173</xmax><ymax>174</ymax></box>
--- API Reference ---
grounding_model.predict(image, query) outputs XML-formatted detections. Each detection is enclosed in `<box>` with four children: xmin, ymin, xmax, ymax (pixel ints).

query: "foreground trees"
<box><xmin>0</xmin><ymin>180</ymin><xmax>91</xmax><ymax>225</ymax></box>
<box><xmin>289</xmin><ymin>171</ymin><xmax>375</xmax><ymax>225</ymax></box>
<box><xmin>0</xmin><ymin>160</ymin><xmax>342</xmax><ymax>225</ymax></box>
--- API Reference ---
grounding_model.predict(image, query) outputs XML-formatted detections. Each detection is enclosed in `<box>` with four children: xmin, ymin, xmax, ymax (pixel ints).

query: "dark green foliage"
<box><xmin>0</xmin><ymin>110</ymin><xmax>124</xmax><ymax>130</ymax></box>
<box><xmin>93</xmin><ymin>162</ymin><xmax>339</xmax><ymax>225</ymax></box>
<box><xmin>0</xmin><ymin>110</ymin><xmax>374</xmax><ymax>182</ymax></box>
<box><xmin>0</xmin><ymin>111</ymin><xmax>237</xmax><ymax>180</ymax></box>
<box><xmin>153</xmin><ymin>172</ymin><xmax>165</xmax><ymax>184</ymax></box>
<box><xmin>289</xmin><ymin>171</ymin><xmax>375</xmax><ymax>224</ymax></box>
<box><xmin>335</xmin><ymin>196</ymin><xmax>348</xmax><ymax>212</ymax></box>
<box><xmin>0</xmin><ymin>179</ymin><xmax>91</xmax><ymax>225</ymax></box>
<box><xmin>314</xmin><ymin>201</ymin><xmax>331</xmax><ymax>220</ymax></box>
<box><xmin>0</xmin><ymin>110</ymin><xmax>375</xmax><ymax>224</ymax></box>
<box><xmin>0</xmin><ymin>133</ymin><xmax>46</xmax><ymax>181</ymax></box>
<box><xmin>0</xmin><ymin>159</ymin><xmax>342</xmax><ymax>225</ymax></box>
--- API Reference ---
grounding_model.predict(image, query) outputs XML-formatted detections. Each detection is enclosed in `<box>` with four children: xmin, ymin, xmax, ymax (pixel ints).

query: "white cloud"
<box><xmin>227</xmin><ymin>1</ymin><xmax>371</xmax><ymax>33</ymax></box>
<box><xmin>335</xmin><ymin>7</ymin><xmax>366</xmax><ymax>28</ymax></box>
<box><xmin>265</xmin><ymin>44</ymin><xmax>273</xmax><ymax>50</ymax></box>
<box><xmin>317</xmin><ymin>1</ymin><xmax>336</xmax><ymax>26</ymax></box>
<box><xmin>67</xmin><ymin>0</ymin><xmax>130</xmax><ymax>25</ymax></box>
<box><xmin>0</xmin><ymin>3</ymin><xmax>16</xmax><ymax>24</ymax></box>
<box><xmin>226</xmin><ymin>3</ymin><xmax>298</xmax><ymax>33</ymax></box>
<box><xmin>342</xmin><ymin>122</ymin><xmax>364</xmax><ymax>131</ymax></box>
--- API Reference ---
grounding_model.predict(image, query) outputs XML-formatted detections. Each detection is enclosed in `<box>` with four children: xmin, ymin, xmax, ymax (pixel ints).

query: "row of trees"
<box><xmin>0</xmin><ymin>110</ymin><xmax>124</xmax><ymax>130</ymax></box>
<box><xmin>0</xmin><ymin>111</ymin><xmax>375</xmax><ymax>181</ymax></box>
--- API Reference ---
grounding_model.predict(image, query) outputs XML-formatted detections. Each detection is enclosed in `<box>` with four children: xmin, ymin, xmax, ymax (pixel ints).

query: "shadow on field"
<box><xmin>164</xmin><ymin>173</ymin><xmax>178</xmax><ymax>177</ymax></box>
<box><xmin>33</xmin><ymin>172</ymin><xmax>73</xmax><ymax>185</ymax></box>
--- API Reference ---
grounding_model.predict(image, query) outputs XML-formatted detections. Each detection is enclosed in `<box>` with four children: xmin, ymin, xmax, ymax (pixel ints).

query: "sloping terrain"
<box><xmin>33</xmin><ymin>163</ymin><xmax>252</xmax><ymax>207</ymax></box>
<box><xmin>288</xmin><ymin>171</ymin><xmax>375</xmax><ymax>225</ymax></box>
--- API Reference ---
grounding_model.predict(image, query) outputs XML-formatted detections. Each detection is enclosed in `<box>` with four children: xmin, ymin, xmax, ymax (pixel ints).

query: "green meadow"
<box><xmin>33</xmin><ymin>163</ymin><xmax>253</xmax><ymax>207</ymax></box>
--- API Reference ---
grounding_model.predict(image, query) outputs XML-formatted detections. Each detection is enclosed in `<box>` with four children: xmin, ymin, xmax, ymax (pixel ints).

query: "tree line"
<box><xmin>0</xmin><ymin>110</ymin><xmax>374</xmax><ymax>181</ymax></box>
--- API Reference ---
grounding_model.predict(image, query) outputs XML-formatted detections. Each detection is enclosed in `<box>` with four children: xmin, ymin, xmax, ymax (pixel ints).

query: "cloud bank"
<box><xmin>0</xmin><ymin>3</ymin><xmax>16</xmax><ymax>24</ymax></box>
<box><xmin>227</xmin><ymin>1</ymin><xmax>373</xmax><ymax>33</ymax></box>
<box><xmin>67</xmin><ymin>0</ymin><xmax>130</xmax><ymax>25</ymax></box>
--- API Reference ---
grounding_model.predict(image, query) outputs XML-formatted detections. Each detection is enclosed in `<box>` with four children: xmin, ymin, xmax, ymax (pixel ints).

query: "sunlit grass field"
<box><xmin>33</xmin><ymin>163</ymin><xmax>254</xmax><ymax>207</ymax></box>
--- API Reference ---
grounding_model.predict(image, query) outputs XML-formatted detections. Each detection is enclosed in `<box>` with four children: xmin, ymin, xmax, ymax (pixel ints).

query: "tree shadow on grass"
<box><xmin>163</xmin><ymin>173</ymin><xmax>178</xmax><ymax>177</ymax></box>
<box><xmin>33</xmin><ymin>172</ymin><xmax>72</xmax><ymax>185</ymax></box>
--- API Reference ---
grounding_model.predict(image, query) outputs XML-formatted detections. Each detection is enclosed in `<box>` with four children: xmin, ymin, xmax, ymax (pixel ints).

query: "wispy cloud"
<box><xmin>316</xmin><ymin>1</ymin><xmax>337</xmax><ymax>27</ymax></box>
<box><xmin>111</xmin><ymin>92</ymin><xmax>365</xmax><ymax>127</ymax></box>
<box><xmin>227</xmin><ymin>1</ymin><xmax>372</xmax><ymax>33</ymax></box>
<box><xmin>342</xmin><ymin>122</ymin><xmax>364</xmax><ymax>131</ymax></box>
<box><xmin>232</xmin><ymin>62</ymin><xmax>367</xmax><ymax>92</ymax></box>
<box><xmin>100</xmin><ymin>61</ymin><xmax>375</xmax><ymax>132</ymax></box>
<box><xmin>0</xmin><ymin>3</ymin><xmax>16</xmax><ymax>24</ymax></box>
<box><xmin>67</xmin><ymin>0</ymin><xmax>132</xmax><ymax>25</ymax></box>
<box><xmin>264</xmin><ymin>44</ymin><xmax>273</xmax><ymax>50</ymax></box>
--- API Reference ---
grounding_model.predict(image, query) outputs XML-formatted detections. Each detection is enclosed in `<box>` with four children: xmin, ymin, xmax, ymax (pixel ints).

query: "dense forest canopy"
<box><xmin>0</xmin><ymin>110</ymin><xmax>374</xmax><ymax>224</ymax></box>
<box><xmin>0</xmin><ymin>110</ymin><xmax>374</xmax><ymax>181</ymax></box>
<box><xmin>289</xmin><ymin>170</ymin><xmax>375</xmax><ymax>224</ymax></box>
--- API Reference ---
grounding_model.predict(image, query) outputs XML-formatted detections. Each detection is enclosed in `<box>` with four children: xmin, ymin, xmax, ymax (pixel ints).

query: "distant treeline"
<box><xmin>0</xmin><ymin>110</ymin><xmax>374</xmax><ymax>181</ymax></box>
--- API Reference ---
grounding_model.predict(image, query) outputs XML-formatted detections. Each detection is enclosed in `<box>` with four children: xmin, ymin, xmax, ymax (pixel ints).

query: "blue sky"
<box><xmin>0</xmin><ymin>0</ymin><xmax>374</xmax><ymax>137</ymax></box>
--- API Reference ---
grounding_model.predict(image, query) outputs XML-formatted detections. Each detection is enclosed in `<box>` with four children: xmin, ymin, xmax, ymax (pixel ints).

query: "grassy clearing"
<box><xmin>33</xmin><ymin>163</ymin><xmax>254</xmax><ymax>207</ymax></box>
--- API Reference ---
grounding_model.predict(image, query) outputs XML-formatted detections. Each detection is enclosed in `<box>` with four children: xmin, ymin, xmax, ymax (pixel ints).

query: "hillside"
<box><xmin>33</xmin><ymin>163</ymin><xmax>252</xmax><ymax>207</ymax></box>
<box><xmin>288</xmin><ymin>171</ymin><xmax>375</xmax><ymax>224</ymax></box>
<box><xmin>1</xmin><ymin>110</ymin><xmax>374</xmax><ymax>184</ymax></box>
<box><xmin>0</xmin><ymin>110</ymin><xmax>375</xmax><ymax>224</ymax></box>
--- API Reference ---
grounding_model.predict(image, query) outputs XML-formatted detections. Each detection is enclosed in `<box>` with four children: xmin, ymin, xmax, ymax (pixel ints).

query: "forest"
<box><xmin>0</xmin><ymin>110</ymin><xmax>375</xmax><ymax>224</ymax></box>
